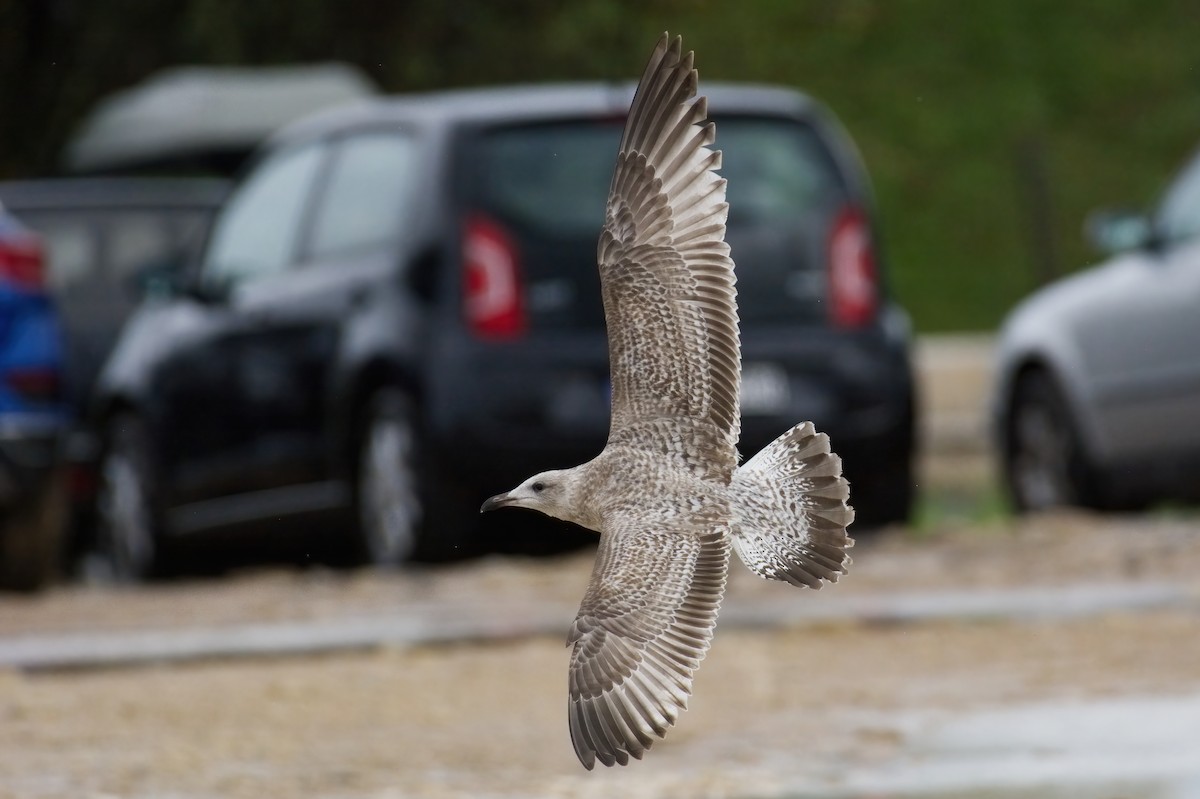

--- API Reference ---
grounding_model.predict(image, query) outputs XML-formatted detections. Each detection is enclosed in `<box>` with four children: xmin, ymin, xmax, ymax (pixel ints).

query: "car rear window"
<box><xmin>464</xmin><ymin>115</ymin><xmax>850</xmax><ymax>329</ymax></box>
<box><xmin>17</xmin><ymin>207</ymin><xmax>212</xmax><ymax>292</ymax></box>
<box><xmin>14</xmin><ymin>206</ymin><xmax>215</xmax><ymax>402</ymax></box>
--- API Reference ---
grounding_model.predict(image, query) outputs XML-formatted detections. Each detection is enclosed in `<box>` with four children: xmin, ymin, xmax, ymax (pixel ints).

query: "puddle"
<box><xmin>776</xmin><ymin>693</ymin><xmax>1200</xmax><ymax>799</ymax></box>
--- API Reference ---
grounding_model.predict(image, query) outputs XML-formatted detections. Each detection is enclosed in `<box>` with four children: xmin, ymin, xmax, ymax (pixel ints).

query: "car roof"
<box><xmin>63</xmin><ymin>63</ymin><xmax>377</xmax><ymax>174</ymax></box>
<box><xmin>0</xmin><ymin>177</ymin><xmax>230</xmax><ymax>211</ymax></box>
<box><xmin>271</xmin><ymin>81</ymin><xmax>829</xmax><ymax>146</ymax></box>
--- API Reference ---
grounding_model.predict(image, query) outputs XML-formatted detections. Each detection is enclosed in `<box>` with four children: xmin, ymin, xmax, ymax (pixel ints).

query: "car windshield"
<box><xmin>1155</xmin><ymin>150</ymin><xmax>1200</xmax><ymax>245</ymax></box>
<box><xmin>467</xmin><ymin>116</ymin><xmax>849</xmax><ymax>329</ymax></box>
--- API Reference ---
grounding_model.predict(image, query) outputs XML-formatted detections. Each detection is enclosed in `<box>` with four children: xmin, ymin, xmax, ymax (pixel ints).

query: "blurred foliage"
<box><xmin>3</xmin><ymin>0</ymin><xmax>1199</xmax><ymax>330</ymax></box>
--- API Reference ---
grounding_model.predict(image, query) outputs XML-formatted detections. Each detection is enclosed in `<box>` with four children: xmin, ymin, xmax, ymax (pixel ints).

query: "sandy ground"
<box><xmin>3</xmin><ymin>337</ymin><xmax>1200</xmax><ymax>797</ymax></box>
<box><xmin>2</xmin><ymin>508</ymin><xmax>1200</xmax><ymax>799</ymax></box>
<box><xmin>4</xmin><ymin>611</ymin><xmax>1200</xmax><ymax>799</ymax></box>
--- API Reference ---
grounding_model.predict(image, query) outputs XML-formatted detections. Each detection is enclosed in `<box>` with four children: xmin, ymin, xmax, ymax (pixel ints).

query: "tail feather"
<box><xmin>730</xmin><ymin>421</ymin><xmax>854</xmax><ymax>588</ymax></box>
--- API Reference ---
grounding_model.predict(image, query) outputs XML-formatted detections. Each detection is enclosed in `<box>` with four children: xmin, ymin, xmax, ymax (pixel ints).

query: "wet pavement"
<box><xmin>1</xmin><ymin>579</ymin><xmax>1195</xmax><ymax>671</ymax></box>
<box><xmin>3</xmin><ymin>522</ymin><xmax>1200</xmax><ymax>799</ymax></box>
<box><xmin>5</xmin><ymin>608</ymin><xmax>1199</xmax><ymax>799</ymax></box>
<box><xmin>785</xmin><ymin>693</ymin><xmax>1200</xmax><ymax>798</ymax></box>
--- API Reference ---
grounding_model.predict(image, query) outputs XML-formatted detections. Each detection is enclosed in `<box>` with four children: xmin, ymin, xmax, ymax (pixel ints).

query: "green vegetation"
<box><xmin>4</xmin><ymin>0</ymin><xmax>1199</xmax><ymax>330</ymax></box>
<box><xmin>634</xmin><ymin>1</ymin><xmax>1200</xmax><ymax>330</ymax></box>
<box><xmin>913</xmin><ymin>474</ymin><xmax>1010</xmax><ymax>536</ymax></box>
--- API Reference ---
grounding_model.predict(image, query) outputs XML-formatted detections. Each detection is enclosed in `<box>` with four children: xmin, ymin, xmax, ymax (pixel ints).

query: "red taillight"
<box><xmin>5</xmin><ymin>366</ymin><xmax>59</xmax><ymax>403</ymax></box>
<box><xmin>66</xmin><ymin>462</ymin><xmax>98</xmax><ymax>502</ymax></box>
<box><xmin>0</xmin><ymin>232</ymin><xmax>46</xmax><ymax>290</ymax></box>
<box><xmin>827</xmin><ymin>206</ymin><xmax>878</xmax><ymax>328</ymax></box>
<box><xmin>463</xmin><ymin>215</ymin><xmax>526</xmax><ymax>339</ymax></box>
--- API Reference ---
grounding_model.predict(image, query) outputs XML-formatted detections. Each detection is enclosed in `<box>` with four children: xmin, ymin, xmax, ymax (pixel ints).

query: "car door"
<box><xmin>296</xmin><ymin>128</ymin><xmax>423</xmax><ymax>339</ymax></box>
<box><xmin>1140</xmin><ymin>155</ymin><xmax>1200</xmax><ymax>456</ymax></box>
<box><xmin>163</xmin><ymin>128</ymin><xmax>425</xmax><ymax>519</ymax></box>
<box><xmin>1077</xmin><ymin>153</ymin><xmax>1200</xmax><ymax>461</ymax></box>
<box><xmin>157</xmin><ymin>141</ymin><xmax>330</xmax><ymax>507</ymax></box>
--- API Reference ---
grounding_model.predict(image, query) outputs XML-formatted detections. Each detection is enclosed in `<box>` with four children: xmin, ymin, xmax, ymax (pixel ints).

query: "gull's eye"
<box><xmin>532</xmin><ymin>482</ymin><xmax>545</xmax><ymax>493</ymax></box>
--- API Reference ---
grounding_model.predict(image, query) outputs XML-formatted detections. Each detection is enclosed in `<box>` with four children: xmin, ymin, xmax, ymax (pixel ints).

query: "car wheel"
<box><xmin>419</xmin><ymin>461</ymin><xmax>483</xmax><ymax>562</ymax></box>
<box><xmin>850</xmin><ymin>403</ymin><xmax>916</xmax><ymax>530</ymax></box>
<box><xmin>0</xmin><ymin>472</ymin><xmax>66</xmax><ymax>592</ymax></box>
<box><xmin>97</xmin><ymin>415</ymin><xmax>164</xmax><ymax>582</ymax></box>
<box><xmin>852</xmin><ymin>455</ymin><xmax>916</xmax><ymax>529</ymax></box>
<box><xmin>1004</xmin><ymin>371</ymin><xmax>1098</xmax><ymax>512</ymax></box>
<box><xmin>356</xmin><ymin>390</ymin><xmax>422</xmax><ymax>567</ymax></box>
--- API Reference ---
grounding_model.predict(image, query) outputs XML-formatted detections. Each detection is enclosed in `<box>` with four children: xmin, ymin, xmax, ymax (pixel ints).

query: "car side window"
<box><xmin>202</xmin><ymin>143</ymin><xmax>324</xmax><ymax>287</ymax></box>
<box><xmin>1156</xmin><ymin>153</ymin><xmax>1200</xmax><ymax>246</ymax></box>
<box><xmin>307</xmin><ymin>131</ymin><xmax>419</xmax><ymax>259</ymax></box>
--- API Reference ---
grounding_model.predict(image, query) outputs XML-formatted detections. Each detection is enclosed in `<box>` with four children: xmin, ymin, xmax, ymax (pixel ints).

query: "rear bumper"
<box><xmin>427</xmin><ymin>323</ymin><xmax>915</xmax><ymax>494</ymax></box>
<box><xmin>0</xmin><ymin>415</ymin><xmax>63</xmax><ymax>508</ymax></box>
<box><xmin>437</xmin><ymin>399</ymin><xmax>913</xmax><ymax>497</ymax></box>
<box><xmin>434</xmin><ymin>377</ymin><xmax>610</xmax><ymax>491</ymax></box>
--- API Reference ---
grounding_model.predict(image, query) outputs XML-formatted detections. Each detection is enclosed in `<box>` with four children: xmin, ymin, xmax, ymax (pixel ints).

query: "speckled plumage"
<box><xmin>481</xmin><ymin>32</ymin><xmax>854</xmax><ymax>770</ymax></box>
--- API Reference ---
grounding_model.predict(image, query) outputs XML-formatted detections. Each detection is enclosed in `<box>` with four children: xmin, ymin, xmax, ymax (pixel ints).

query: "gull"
<box><xmin>480</xmin><ymin>32</ymin><xmax>854</xmax><ymax>770</ymax></box>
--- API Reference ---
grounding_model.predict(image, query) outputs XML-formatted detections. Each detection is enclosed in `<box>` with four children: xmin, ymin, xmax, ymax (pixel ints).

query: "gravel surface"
<box><xmin>4</xmin><ymin>611</ymin><xmax>1199</xmax><ymax>799</ymax></box>
<box><xmin>2</xmin><ymin>510</ymin><xmax>1200</xmax><ymax>798</ymax></box>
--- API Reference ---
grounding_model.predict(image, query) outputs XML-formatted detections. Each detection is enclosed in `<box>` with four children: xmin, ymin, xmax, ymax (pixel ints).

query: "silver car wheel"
<box><xmin>98</xmin><ymin>421</ymin><xmax>157</xmax><ymax>582</ymax></box>
<box><xmin>358</xmin><ymin>393</ymin><xmax>421</xmax><ymax>566</ymax></box>
<box><xmin>1011</xmin><ymin>397</ymin><xmax>1072</xmax><ymax>510</ymax></box>
<box><xmin>1006</xmin><ymin>372</ymin><xmax>1093</xmax><ymax>513</ymax></box>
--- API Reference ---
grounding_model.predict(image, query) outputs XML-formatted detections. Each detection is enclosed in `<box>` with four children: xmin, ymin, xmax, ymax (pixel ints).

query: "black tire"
<box><xmin>355</xmin><ymin>390</ymin><xmax>423</xmax><ymax>566</ymax></box>
<box><xmin>851</xmin><ymin>453</ymin><xmax>915</xmax><ymax>530</ymax></box>
<box><xmin>0</xmin><ymin>471</ymin><xmax>66</xmax><ymax>592</ymax></box>
<box><xmin>1003</xmin><ymin>370</ymin><xmax>1100</xmax><ymax>512</ymax></box>
<box><xmin>844</xmin><ymin>400</ymin><xmax>916</xmax><ymax>530</ymax></box>
<box><xmin>417</xmin><ymin>467</ymin><xmax>481</xmax><ymax>562</ymax></box>
<box><xmin>96</xmin><ymin>414</ymin><xmax>167</xmax><ymax>582</ymax></box>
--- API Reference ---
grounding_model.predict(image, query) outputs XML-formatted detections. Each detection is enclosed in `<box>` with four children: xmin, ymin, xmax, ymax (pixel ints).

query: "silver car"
<box><xmin>993</xmin><ymin>146</ymin><xmax>1200</xmax><ymax>512</ymax></box>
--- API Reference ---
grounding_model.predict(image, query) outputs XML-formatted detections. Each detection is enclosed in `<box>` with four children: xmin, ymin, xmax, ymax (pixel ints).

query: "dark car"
<box><xmin>0</xmin><ymin>205</ymin><xmax>68</xmax><ymax>591</ymax></box>
<box><xmin>89</xmin><ymin>83</ymin><xmax>917</xmax><ymax>580</ymax></box>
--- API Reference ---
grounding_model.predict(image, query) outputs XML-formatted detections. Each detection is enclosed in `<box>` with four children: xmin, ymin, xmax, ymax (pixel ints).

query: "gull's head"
<box><xmin>480</xmin><ymin>468</ymin><xmax>584</xmax><ymax>525</ymax></box>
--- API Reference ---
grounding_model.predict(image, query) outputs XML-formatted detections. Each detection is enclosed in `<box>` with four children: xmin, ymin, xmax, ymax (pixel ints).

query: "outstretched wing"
<box><xmin>599</xmin><ymin>32</ymin><xmax>741</xmax><ymax>481</ymax></box>
<box><xmin>566</xmin><ymin>512</ymin><xmax>730</xmax><ymax>769</ymax></box>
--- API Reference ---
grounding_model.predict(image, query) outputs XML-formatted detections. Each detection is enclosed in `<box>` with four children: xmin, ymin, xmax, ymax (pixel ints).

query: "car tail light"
<box><xmin>827</xmin><ymin>206</ymin><xmax>878</xmax><ymax>328</ymax></box>
<box><xmin>4</xmin><ymin>366</ymin><xmax>60</xmax><ymax>403</ymax></box>
<box><xmin>0</xmin><ymin>231</ymin><xmax>46</xmax><ymax>290</ymax></box>
<box><xmin>66</xmin><ymin>462</ymin><xmax>97</xmax><ymax>502</ymax></box>
<box><xmin>462</xmin><ymin>214</ymin><xmax>526</xmax><ymax>339</ymax></box>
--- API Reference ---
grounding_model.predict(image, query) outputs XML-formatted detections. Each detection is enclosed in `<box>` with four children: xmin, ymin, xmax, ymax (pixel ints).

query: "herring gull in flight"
<box><xmin>480</xmin><ymin>32</ymin><xmax>854</xmax><ymax>770</ymax></box>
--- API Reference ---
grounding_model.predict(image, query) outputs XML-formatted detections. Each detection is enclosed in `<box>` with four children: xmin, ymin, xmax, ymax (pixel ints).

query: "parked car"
<box><xmin>993</xmin><ymin>145</ymin><xmax>1200</xmax><ymax>512</ymax></box>
<box><xmin>0</xmin><ymin>204</ymin><xmax>68</xmax><ymax>591</ymax></box>
<box><xmin>0</xmin><ymin>178</ymin><xmax>229</xmax><ymax>408</ymax></box>
<box><xmin>89</xmin><ymin>82</ymin><xmax>917</xmax><ymax>580</ymax></box>
<box><xmin>0</xmin><ymin>178</ymin><xmax>229</xmax><ymax>571</ymax></box>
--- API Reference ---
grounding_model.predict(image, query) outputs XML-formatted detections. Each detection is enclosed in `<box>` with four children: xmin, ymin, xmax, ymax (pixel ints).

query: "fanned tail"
<box><xmin>730</xmin><ymin>421</ymin><xmax>854</xmax><ymax>588</ymax></box>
